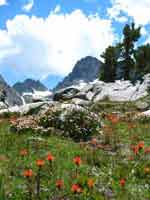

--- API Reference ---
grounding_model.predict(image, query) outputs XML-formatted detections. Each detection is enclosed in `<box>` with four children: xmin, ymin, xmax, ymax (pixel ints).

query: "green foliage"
<box><xmin>121</xmin><ymin>23</ymin><xmax>141</xmax><ymax>80</ymax></box>
<box><xmin>0</xmin><ymin>111</ymin><xmax>150</xmax><ymax>199</ymax></box>
<box><xmin>100</xmin><ymin>46</ymin><xmax>118</xmax><ymax>82</ymax></box>
<box><xmin>100</xmin><ymin>22</ymin><xmax>143</xmax><ymax>82</ymax></box>
<box><xmin>0</xmin><ymin>176</ymin><xmax>6</xmax><ymax>200</ymax></box>
<box><xmin>134</xmin><ymin>44</ymin><xmax>150</xmax><ymax>79</ymax></box>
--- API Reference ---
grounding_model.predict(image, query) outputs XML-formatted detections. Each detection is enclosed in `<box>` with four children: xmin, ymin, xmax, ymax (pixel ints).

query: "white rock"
<box><xmin>141</xmin><ymin>110</ymin><xmax>150</xmax><ymax>116</ymax></box>
<box><xmin>0</xmin><ymin>102</ymin><xmax>8</xmax><ymax>109</ymax></box>
<box><xmin>23</xmin><ymin>90</ymin><xmax>52</xmax><ymax>103</ymax></box>
<box><xmin>0</xmin><ymin>102</ymin><xmax>45</xmax><ymax>115</ymax></box>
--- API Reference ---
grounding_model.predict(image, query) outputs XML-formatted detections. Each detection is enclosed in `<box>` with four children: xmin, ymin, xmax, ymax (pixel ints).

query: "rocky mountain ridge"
<box><xmin>54</xmin><ymin>56</ymin><xmax>102</xmax><ymax>91</ymax></box>
<box><xmin>13</xmin><ymin>79</ymin><xmax>52</xmax><ymax>103</ymax></box>
<box><xmin>13</xmin><ymin>79</ymin><xmax>48</xmax><ymax>95</ymax></box>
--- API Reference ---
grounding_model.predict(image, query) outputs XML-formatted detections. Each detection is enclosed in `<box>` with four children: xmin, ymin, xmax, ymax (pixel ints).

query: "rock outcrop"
<box><xmin>22</xmin><ymin>90</ymin><xmax>53</xmax><ymax>103</ymax></box>
<box><xmin>53</xmin><ymin>74</ymin><xmax>150</xmax><ymax>103</ymax></box>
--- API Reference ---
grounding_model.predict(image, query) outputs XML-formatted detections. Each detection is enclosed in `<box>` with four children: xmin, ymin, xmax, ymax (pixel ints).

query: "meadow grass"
<box><xmin>0</xmin><ymin>115</ymin><xmax>149</xmax><ymax>200</ymax></box>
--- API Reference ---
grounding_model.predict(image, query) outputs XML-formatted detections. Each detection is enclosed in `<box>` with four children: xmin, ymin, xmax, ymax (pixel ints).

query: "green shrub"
<box><xmin>39</xmin><ymin>109</ymin><xmax>101</xmax><ymax>141</ymax></box>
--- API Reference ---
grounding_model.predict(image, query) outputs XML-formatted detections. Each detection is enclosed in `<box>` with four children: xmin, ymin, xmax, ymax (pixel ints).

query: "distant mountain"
<box><xmin>13</xmin><ymin>79</ymin><xmax>48</xmax><ymax>95</ymax></box>
<box><xmin>0</xmin><ymin>75</ymin><xmax>23</xmax><ymax>107</ymax></box>
<box><xmin>54</xmin><ymin>56</ymin><xmax>102</xmax><ymax>91</ymax></box>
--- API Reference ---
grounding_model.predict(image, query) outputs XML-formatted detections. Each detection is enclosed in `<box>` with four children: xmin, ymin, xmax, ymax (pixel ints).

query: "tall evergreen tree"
<box><xmin>122</xmin><ymin>23</ymin><xmax>141</xmax><ymax>80</ymax></box>
<box><xmin>134</xmin><ymin>44</ymin><xmax>150</xmax><ymax>79</ymax></box>
<box><xmin>100</xmin><ymin>46</ymin><xmax>118</xmax><ymax>82</ymax></box>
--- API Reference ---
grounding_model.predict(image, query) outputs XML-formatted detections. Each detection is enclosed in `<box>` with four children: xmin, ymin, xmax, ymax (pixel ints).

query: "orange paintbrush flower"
<box><xmin>36</xmin><ymin>159</ymin><xmax>45</xmax><ymax>167</ymax></box>
<box><xmin>71</xmin><ymin>184</ymin><xmax>82</xmax><ymax>193</ymax></box>
<box><xmin>73</xmin><ymin>156</ymin><xmax>82</xmax><ymax>166</ymax></box>
<box><xmin>144</xmin><ymin>147</ymin><xmax>150</xmax><ymax>154</ymax></box>
<box><xmin>56</xmin><ymin>179</ymin><xmax>64</xmax><ymax>189</ymax></box>
<box><xmin>106</xmin><ymin>114</ymin><xmax>119</xmax><ymax>124</ymax></box>
<box><xmin>119</xmin><ymin>179</ymin><xmax>126</xmax><ymax>187</ymax></box>
<box><xmin>87</xmin><ymin>179</ymin><xmax>95</xmax><ymax>188</ymax></box>
<box><xmin>47</xmin><ymin>153</ymin><xmax>55</xmax><ymax>162</ymax></box>
<box><xmin>20</xmin><ymin>149</ymin><xmax>28</xmax><ymax>156</ymax></box>
<box><xmin>138</xmin><ymin>141</ymin><xmax>144</xmax><ymax>150</ymax></box>
<box><xmin>23</xmin><ymin>169</ymin><xmax>33</xmax><ymax>178</ymax></box>
<box><xmin>131</xmin><ymin>145</ymin><xmax>139</xmax><ymax>155</ymax></box>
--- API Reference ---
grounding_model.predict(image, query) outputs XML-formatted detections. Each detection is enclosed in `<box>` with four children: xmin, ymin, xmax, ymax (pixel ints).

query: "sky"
<box><xmin>0</xmin><ymin>0</ymin><xmax>150</xmax><ymax>88</ymax></box>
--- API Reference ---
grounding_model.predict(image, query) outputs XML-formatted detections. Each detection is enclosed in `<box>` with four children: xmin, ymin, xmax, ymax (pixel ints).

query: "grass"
<box><xmin>0</xmin><ymin>113</ymin><xmax>150</xmax><ymax>200</ymax></box>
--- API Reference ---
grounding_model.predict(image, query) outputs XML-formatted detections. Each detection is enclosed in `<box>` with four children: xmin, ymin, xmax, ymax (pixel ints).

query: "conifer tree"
<box><xmin>122</xmin><ymin>23</ymin><xmax>141</xmax><ymax>80</ymax></box>
<box><xmin>100</xmin><ymin>46</ymin><xmax>118</xmax><ymax>82</ymax></box>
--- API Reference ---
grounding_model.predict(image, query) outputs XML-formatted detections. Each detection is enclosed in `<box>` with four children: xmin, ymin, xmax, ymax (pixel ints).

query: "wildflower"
<box><xmin>71</xmin><ymin>184</ymin><xmax>82</xmax><ymax>193</ymax></box>
<box><xmin>23</xmin><ymin>169</ymin><xmax>33</xmax><ymax>178</ymax></box>
<box><xmin>144</xmin><ymin>147</ymin><xmax>150</xmax><ymax>154</ymax></box>
<box><xmin>131</xmin><ymin>145</ymin><xmax>139</xmax><ymax>155</ymax></box>
<box><xmin>119</xmin><ymin>179</ymin><xmax>126</xmax><ymax>187</ymax></box>
<box><xmin>106</xmin><ymin>114</ymin><xmax>119</xmax><ymax>124</ymax></box>
<box><xmin>56</xmin><ymin>179</ymin><xmax>64</xmax><ymax>189</ymax></box>
<box><xmin>36</xmin><ymin>159</ymin><xmax>45</xmax><ymax>167</ymax></box>
<box><xmin>73</xmin><ymin>156</ymin><xmax>82</xmax><ymax>166</ymax></box>
<box><xmin>138</xmin><ymin>141</ymin><xmax>144</xmax><ymax>150</ymax></box>
<box><xmin>20</xmin><ymin>149</ymin><xmax>28</xmax><ymax>156</ymax></box>
<box><xmin>87</xmin><ymin>179</ymin><xmax>95</xmax><ymax>188</ymax></box>
<box><xmin>128</xmin><ymin>123</ymin><xmax>136</xmax><ymax>129</ymax></box>
<box><xmin>47</xmin><ymin>153</ymin><xmax>55</xmax><ymax>162</ymax></box>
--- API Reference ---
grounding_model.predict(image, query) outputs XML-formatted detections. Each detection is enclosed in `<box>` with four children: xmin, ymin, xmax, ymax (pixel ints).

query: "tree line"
<box><xmin>100</xmin><ymin>23</ymin><xmax>150</xmax><ymax>83</ymax></box>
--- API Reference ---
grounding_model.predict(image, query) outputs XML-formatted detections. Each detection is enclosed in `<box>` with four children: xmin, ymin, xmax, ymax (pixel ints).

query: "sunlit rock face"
<box><xmin>53</xmin><ymin>73</ymin><xmax>150</xmax><ymax>102</ymax></box>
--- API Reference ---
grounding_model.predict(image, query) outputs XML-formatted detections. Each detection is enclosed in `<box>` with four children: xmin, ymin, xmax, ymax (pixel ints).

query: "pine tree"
<box><xmin>122</xmin><ymin>23</ymin><xmax>141</xmax><ymax>80</ymax></box>
<box><xmin>134</xmin><ymin>44</ymin><xmax>150</xmax><ymax>79</ymax></box>
<box><xmin>100</xmin><ymin>46</ymin><xmax>118</xmax><ymax>82</ymax></box>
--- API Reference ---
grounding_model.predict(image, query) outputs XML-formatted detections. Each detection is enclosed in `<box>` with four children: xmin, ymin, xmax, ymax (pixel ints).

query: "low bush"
<box><xmin>39</xmin><ymin>108</ymin><xmax>101</xmax><ymax>141</ymax></box>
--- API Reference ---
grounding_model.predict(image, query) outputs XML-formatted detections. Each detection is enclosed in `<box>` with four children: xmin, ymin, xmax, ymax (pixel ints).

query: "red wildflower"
<box><xmin>73</xmin><ymin>156</ymin><xmax>82</xmax><ymax>166</ymax></box>
<box><xmin>36</xmin><ymin>159</ymin><xmax>45</xmax><ymax>167</ymax></box>
<box><xmin>20</xmin><ymin>149</ymin><xmax>28</xmax><ymax>156</ymax></box>
<box><xmin>119</xmin><ymin>179</ymin><xmax>126</xmax><ymax>187</ymax></box>
<box><xmin>130</xmin><ymin>145</ymin><xmax>139</xmax><ymax>155</ymax></box>
<box><xmin>56</xmin><ymin>179</ymin><xmax>64</xmax><ymax>189</ymax></box>
<box><xmin>87</xmin><ymin>179</ymin><xmax>95</xmax><ymax>188</ymax></box>
<box><xmin>23</xmin><ymin>169</ymin><xmax>33</xmax><ymax>178</ymax></box>
<box><xmin>47</xmin><ymin>153</ymin><xmax>55</xmax><ymax>162</ymax></box>
<box><xmin>71</xmin><ymin>184</ymin><xmax>82</xmax><ymax>193</ymax></box>
<box><xmin>106</xmin><ymin>114</ymin><xmax>119</xmax><ymax>124</ymax></box>
<box><xmin>138</xmin><ymin>141</ymin><xmax>144</xmax><ymax>150</ymax></box>
<box><xmin>144</xmin><ymin>147</ymin><xmax>150</xmax><ymax>154</ymax></box>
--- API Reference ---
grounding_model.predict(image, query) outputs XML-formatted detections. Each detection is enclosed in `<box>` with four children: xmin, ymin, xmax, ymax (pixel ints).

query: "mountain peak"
<box><xmin>13</xmin><ymin>79</ymin><xmax>48</xmax><ymax>95</ymax></box>
<box><xmin>54</xmin><ymin>56</ymin><xmax>102</xmax><ymax>91</ymax></box>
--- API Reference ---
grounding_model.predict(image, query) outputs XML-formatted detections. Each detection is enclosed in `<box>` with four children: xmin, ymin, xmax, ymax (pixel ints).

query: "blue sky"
<box><xmin>0</xmin><ymin>0</ymin><xmax>150</xmax><ymax>89</ymax></box>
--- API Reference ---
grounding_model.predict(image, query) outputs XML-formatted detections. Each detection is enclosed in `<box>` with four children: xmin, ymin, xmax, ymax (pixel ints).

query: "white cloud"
<box><xmin>22</xmin><ymin>0</ymin><xmax>34</xmax><ymax>12</ymax></box>
<box><xmin>0</xmin><ymin>9</ymin><xmax>115</xmax><ymax>80</ymax></box>
<box><xmin>0</xmin><ymin>0</ymin><xmax>7</xmax><ymax>6</ymax></box>
<box><xmin>108</xmin><ymin>0</ymin><xmax>150</xmax><ymax>25</ymax></box>
<box><xmin>54</xmin><ymin>5</ymin><xmax>61</xmax><ymax>13</ymax></box>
